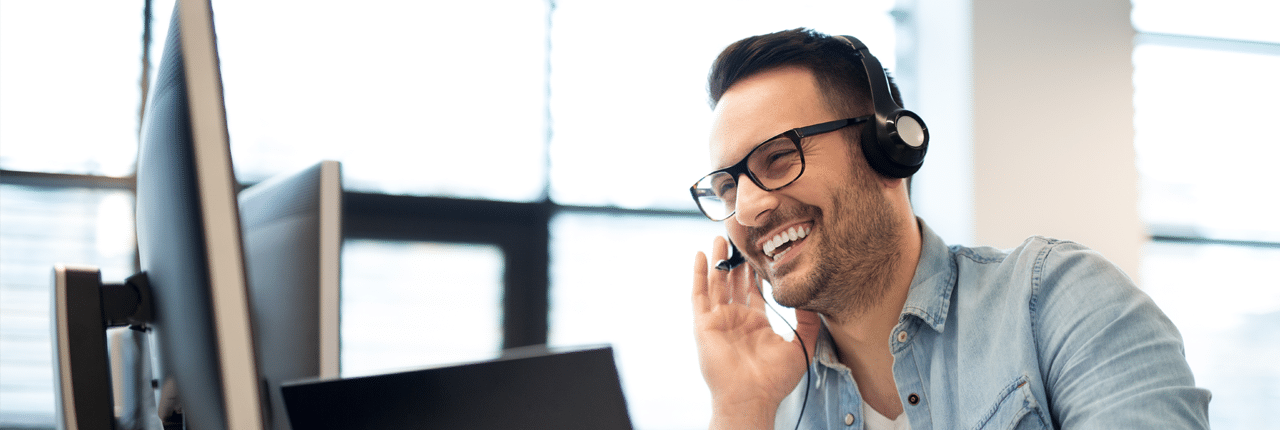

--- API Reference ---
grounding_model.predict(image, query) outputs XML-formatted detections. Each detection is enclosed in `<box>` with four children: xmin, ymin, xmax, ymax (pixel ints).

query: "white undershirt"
<box><xmin>862</xmin><ymin>401</ymin><xmax>911</xmax><ymax>430</ymax></box>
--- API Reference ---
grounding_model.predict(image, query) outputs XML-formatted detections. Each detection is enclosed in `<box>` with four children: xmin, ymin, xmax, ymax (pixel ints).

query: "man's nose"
<box><xmin>732</xmin><ymin>174</ymin><xmax>778</xmax><ymax>227</ymax></box>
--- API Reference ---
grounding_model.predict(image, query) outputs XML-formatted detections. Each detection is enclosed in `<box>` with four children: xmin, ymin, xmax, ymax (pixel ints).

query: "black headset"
<box><xmin>838</xmin><ymin>35</ymin><xmax>929</xmax><ymax>178</ymax></box>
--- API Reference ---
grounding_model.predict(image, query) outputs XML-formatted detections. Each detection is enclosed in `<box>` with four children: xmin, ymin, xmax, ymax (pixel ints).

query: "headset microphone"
<box><xmin>714</xmin><ymin>240</ymin><xmax>746</xmax><ymax>271</ymax></box>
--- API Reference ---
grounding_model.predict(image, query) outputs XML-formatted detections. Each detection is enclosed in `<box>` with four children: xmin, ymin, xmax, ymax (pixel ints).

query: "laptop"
<box><xmin>280</xmin><ymin>345</ymin><xmax>633</xmax><ymax>430</ymax></box>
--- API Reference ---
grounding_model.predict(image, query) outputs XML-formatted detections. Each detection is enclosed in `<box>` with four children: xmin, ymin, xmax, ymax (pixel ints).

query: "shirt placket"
<box><xmin>891</xmin><ymin>322</ymin><xmax>932</xmax><ymax>430</ymax></box>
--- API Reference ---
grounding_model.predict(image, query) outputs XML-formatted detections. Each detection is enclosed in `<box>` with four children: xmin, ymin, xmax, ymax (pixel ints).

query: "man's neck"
<box><xmin>825</xmin><ymin>217</ymin><xmax>921</xmax><ymax>419</ymax></box>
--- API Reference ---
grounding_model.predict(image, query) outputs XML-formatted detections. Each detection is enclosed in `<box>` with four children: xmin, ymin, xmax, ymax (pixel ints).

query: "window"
<box><xmin>1133</xmin><ymin>38</ymin><xmax>1280</xmax><ymax>243</ymax></box>
<box><xmin>0</xmin><ymin>1</ymin><xmax>143</xmax><ymax>425</ymax></box>
<box><xmin>1140</xmin><ymin>242</ymin><xmax>1280</xmax><ymax>429</ymax></box>
<box><xmin>0</xmin><ymin>186</ymin><xmax>136</xmax><ymax>425</ymax></box>
<box><xmin>0</xmin><ymin>3</ymin><xmax>142</xmax><ymax>177</ymax></box>
<box><xmin>549</xmin><ymin>0</ymin><xmax>898</xmax><ymax>210</ymax></box>
<box><xmin>340</xmin><ymin>240</ymin><xmax>504</xmax><ymax>377</ymax></box>
<box><xmin>210</xmin><ymin>0</ymin><xmax>551</xmax><ymax>200</ymax></box>
<box><xmin>1131</xmin><ymin>1</ymin><xmax>1280</xmax><ymax>428</ymax></box>
<box><xmin>548</xmin><ymin>212</ymin><xmax>724</xmax><ymax>428</ymax></box>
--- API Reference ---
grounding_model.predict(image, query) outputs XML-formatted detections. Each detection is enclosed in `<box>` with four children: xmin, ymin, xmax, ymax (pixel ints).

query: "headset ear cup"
<box><xmin>859</xmin><ymin>109</ymin><xmax>928</xmax><ymax>178</ymax></box>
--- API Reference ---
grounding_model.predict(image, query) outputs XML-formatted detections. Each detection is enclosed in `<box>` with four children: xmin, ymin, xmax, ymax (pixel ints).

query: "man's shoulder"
<box><xmin>948</xmin><ymin>236</ymin><xmax>1118</xmax><ymax>276</ymax></box>
<box><xmin>949</xmin><ymin>235</ymin><xmax>1094</xmax><ymax>264</ymax></box>
<box><xmin>946</xmin><ymin>236</ymin><xmax>1135</xmax><ymax>306</ymax></box>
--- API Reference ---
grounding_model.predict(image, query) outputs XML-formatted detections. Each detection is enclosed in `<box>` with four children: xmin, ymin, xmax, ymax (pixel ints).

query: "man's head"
<box><xmin>708</xmin><ymin>29</ymin><xmax>924</xmax><ymax>180</ymax></box>
<box><xmin>700</xmin><ymin>28</ymin><xmax>916</xmax><ymax>321</ymax></box>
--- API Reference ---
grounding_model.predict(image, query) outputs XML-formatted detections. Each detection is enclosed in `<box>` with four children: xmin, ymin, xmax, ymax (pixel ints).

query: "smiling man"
<box><xmin>689</xmin><ymin>28</ymin><xmax>1210</xmax><ymax>430</ymax></box>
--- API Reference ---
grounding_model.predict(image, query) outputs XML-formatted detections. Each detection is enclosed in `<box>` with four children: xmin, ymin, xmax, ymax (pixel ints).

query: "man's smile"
<box><xmin>762</xmin><ymin>223</ymin><xmax>812</xmax><ymax>261</ymax></box>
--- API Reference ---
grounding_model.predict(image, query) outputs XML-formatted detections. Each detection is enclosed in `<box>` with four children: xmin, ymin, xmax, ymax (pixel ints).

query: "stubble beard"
<box><xmin>767</xmin><ymin>169</ymin><xmax>903</xmax><ymax>323</ymax></box>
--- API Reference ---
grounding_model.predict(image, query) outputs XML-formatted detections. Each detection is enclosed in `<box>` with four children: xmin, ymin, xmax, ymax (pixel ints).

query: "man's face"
<box><xmin>709</xmin><ymin>66</ymin><xmax>901</xmax><ymax>313</ymax></box>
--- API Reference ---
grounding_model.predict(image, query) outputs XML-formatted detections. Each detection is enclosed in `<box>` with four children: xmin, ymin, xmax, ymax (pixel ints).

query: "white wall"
<box><xmin>910</xmin><ymin>0</ymin><xmax>1144</xmax><ymax>282</ymax></box>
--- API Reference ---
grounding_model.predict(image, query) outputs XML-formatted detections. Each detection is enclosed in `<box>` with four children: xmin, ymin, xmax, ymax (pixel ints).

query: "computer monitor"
<box><xmin>134</xmin><ymin>0</ymin><xmax>263</xmax><ymax>428</ymax></box>
<box><xmin>239</xmin><ymin>160</ymin><xmax>343</xmax><ymax>430</ymax></box>
<box><xmin>52</xmin><ymin>1</ymin><xmax>342</xmax><ymax>429</ymax></box>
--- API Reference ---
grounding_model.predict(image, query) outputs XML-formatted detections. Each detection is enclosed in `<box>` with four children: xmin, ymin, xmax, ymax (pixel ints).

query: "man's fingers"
<box><xmin>706</xmin><ymin>236</ymin><xmax>731</xmax><ymax>306</ymax></box>
<box><xmin>728</xmin><ymin>261</ymin><xmax>752</xmax><ymax>305</ymax></box>
<box><xmin>745</xmin><ymin>267</ymin><xmax>770</xmax><ymax>313</ymax></box>
<box><xmin>710</xmin><ymin>235</ymin><xmax>728</xmax><ymax>262</ymax></box>
<box><xmin>692</xmin><ymin>251</ymin><xmax>710</xmax><ymax>313</ymax></box>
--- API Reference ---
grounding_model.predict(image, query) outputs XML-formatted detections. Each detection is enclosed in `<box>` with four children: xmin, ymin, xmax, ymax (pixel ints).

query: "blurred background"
<box><xmin>1</xmin><ymin>0</ymin><xmax>1276</xmax><ymax>428</ymax></box>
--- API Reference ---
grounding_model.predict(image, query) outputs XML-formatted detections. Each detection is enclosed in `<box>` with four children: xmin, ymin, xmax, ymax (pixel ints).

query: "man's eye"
<box><xmin>751</xmin><ymin>139</ymin><xmax>799</xmax><ymax>169</ymax></box>
<box><xmin>765</xmin><ymin>148</ymin><xmax>798</xmax><ymax>163</ymax></box>
<box><xmin>714</xmin><ymin>181</ymin><xmax>736</xmax><ymax>198</ymax></box>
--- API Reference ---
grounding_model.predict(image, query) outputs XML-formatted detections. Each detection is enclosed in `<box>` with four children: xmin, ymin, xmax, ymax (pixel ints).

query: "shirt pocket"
<box><xmin>972</xmin><ymin>375</ymin><xmax>1050</xmax><ymax>430</ymax></box>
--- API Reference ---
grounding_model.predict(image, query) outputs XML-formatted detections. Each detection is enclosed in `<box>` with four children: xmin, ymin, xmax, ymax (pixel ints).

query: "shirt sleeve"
<box><xmin>1029</xmin><ymin>240</ymin><xmax>1211</xmax><ymax>429</ymax></box>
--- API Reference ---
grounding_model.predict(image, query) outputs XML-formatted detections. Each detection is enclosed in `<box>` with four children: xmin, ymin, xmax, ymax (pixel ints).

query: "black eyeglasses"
<box><xmin>689</xmin><ymin>116</ymin><xmax>870</xmax><ymax>221</ymax></box>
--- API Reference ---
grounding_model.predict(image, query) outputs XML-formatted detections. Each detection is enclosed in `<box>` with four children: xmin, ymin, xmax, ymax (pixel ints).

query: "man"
<box><xmin>689</xmin><ymin>28</ymin><xmax>1210</xmax><ymax>429</ymax></box>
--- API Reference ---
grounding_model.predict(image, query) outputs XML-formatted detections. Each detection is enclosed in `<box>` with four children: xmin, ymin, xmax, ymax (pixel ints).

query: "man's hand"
<box><xmin>692</xmin><ymin>236</ymin><xmax>820</xmax><ymax>430</ymax></box>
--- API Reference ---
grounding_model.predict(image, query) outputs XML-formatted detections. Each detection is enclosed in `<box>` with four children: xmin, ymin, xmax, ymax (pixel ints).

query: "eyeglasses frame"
<box><xmin>689</xmin><ymin>115</ymin><xmax>872</xmax><ymax>221</ymax></box>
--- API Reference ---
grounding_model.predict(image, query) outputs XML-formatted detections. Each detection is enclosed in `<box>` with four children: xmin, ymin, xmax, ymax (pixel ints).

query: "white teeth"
<box><xmin>763</xmin><ymin>225</ymin><xmax>811</xmax><ymax>259</ymax></box>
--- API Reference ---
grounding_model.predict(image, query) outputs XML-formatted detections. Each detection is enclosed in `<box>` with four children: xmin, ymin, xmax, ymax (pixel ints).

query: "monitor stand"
<box><xmin>52</xmin><ymin>265</ymin><xmax>160</xmax><ymax>430</ymax></box>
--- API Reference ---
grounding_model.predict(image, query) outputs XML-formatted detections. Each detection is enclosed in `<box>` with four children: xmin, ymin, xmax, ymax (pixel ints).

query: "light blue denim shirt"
<box><xmin>775</xmin><ymin>220</ymin><xmax>1211</xmax><ymax>429</ymax></box>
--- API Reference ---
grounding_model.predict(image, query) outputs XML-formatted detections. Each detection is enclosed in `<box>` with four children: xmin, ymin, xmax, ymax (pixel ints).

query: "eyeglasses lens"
<box><xmin>748</xmin><ymin>137</ymin><xmax>804</xmax><ymax>185</ymax></box>
<box><xmin>694</xmin><ymin>171</ymin><xmax>736</xmax><ymax>221</ymax></box>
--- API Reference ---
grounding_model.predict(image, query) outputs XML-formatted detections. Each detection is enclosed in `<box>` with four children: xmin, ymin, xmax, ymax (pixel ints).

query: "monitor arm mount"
<box><xmin>52</xmin><ymin>266</ymin><xmax>160</xmax><ymax>430</ymax></box>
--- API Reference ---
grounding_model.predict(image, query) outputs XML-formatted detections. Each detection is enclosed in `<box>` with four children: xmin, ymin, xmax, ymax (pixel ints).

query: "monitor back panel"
<box><xmin>281</xmin><ymin>346</ymin><xmax>633</xmax><ymax>430</ymax></box>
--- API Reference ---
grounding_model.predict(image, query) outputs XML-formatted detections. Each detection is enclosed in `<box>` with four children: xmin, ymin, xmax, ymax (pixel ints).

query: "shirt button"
<box><xmin>897</xmin><ymin>331</ymin><xmax>908</xmax><ymax>343</ymax></box>
<box><xmin>908</xmin><ymin>393</ymin><xmax>921</xmax><ymax>405</ymax></box>
<box><xmin>844</xmin><ymin>413</ymin><xmax>855</xmax><ymax>425</ymax></box>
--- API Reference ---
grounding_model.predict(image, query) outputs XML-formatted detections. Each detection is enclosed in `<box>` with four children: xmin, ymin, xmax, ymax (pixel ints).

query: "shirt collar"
<box><xmin>899</xmin><ymin>218</ymin><xmax>956</xmax><ymax>333</ymax></box>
